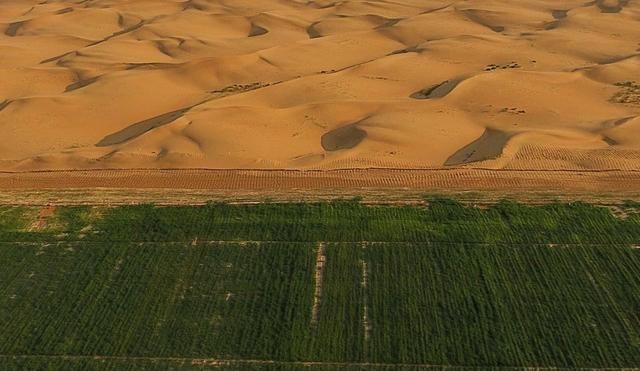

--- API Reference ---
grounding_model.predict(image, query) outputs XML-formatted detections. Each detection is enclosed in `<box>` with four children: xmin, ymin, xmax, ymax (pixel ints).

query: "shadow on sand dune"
<box><xmin>445</xmin><ymin>128</ymin><xmax>511</xmax><ymax>165</ymax></box>
<box><xmin>96</xmin><ymin>107</ymin><xmax>191</xmax><ymax>147</ymax></box>
<box><xmin>321</xmin><ymin>124</ymin><xmax>367</xmax><ymax>151</ymax></box>
<box><xmin>411</xmin><ymin>79</ymin><xmax>462</xmax><ymax>99</ymax></box>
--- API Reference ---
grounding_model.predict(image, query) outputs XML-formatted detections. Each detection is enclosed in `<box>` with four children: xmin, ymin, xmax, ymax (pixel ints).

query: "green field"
<box><xmin>0</xmin><ymin>199</ymin><xmax>639</xmax><ymax>370</ymax></box>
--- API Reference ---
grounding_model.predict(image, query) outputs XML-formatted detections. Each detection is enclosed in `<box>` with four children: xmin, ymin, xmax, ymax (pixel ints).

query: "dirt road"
<box><xmin>0</xmin><ymin>169</ymin><xmax>638</xmax><ymax>205</ymax></box>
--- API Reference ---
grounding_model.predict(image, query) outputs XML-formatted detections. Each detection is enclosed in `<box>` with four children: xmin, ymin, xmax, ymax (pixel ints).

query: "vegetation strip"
<box><xmin>1</xmin><ymin>199</ymin><xmax>639</xmax><ymax>369</ymax></box>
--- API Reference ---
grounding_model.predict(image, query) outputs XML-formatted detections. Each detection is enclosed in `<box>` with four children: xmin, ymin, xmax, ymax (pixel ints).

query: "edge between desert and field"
<box><xmin>0</xmin><ymin>168</ymin><xmax>638</xmax><ymax>205</ymax></box>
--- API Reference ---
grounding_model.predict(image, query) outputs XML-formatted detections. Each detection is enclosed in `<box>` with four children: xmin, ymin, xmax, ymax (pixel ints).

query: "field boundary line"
<box><xmin>361</xmin><ymin>242</ymin><xmax>371</xmax><ymax>346</ymax></box>
<box><xmin>0</xmin><ymin>354</ymin><xmax>638</xmax><ymax>370</ymax></box>
<box><xmin>0</xmin><ymin>189</ymin><xmax>638</xmax><ymax>207</ymax></box>
<box><xmin>310</xmin><ymin>242</ymin><xmax>327</xmax><ymax>325</ymax></box>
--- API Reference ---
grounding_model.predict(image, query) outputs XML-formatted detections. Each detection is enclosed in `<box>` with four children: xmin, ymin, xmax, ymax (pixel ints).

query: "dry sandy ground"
<box><xmin>1</xmin><ymin>168</ymin><xmax>639</xmax><ymax>193</ymax></box>
<box><xmin>1</xmin><ymin>0</ymin><xmax>640</xmax><ymax>173</ymax></box>
<box><xmin>1</xmin><ymin>169</ymin><xmax>639</xmax><ymax>205</ymax></box>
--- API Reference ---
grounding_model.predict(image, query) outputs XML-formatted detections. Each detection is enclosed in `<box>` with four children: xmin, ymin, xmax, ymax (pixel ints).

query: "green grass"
<box><xmin>3</xmin><ymin>199</ymin><xmax>639</xmax><ymax>244</ymax></box>
<box><xmin>363</xmin><ymin>243</ymin><xmax>640</xmax><ymax>366</ymax></box>
<box><xmin>0</xmin><ymin>199</ymin><xmax>639</xmax><ymax>370</ymax></box>
<box><xmin>0</xmin><ymin>205</ymin><xmax>34</xmax><ymax>232</ymax></box>
<box><xmin>0</xmin><ymin>242</ymin><xmax>314</xmax><ymax>359</ymax></box>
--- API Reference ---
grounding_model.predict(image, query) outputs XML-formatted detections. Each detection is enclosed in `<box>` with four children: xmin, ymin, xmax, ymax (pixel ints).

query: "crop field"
<box><xmin>0</xmin><ymin>199</ymin><xmax>640</xmax><ymax>370</ymax></box>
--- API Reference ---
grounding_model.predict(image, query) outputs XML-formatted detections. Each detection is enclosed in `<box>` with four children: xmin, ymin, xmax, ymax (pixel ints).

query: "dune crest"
<box><xmin>1</xmin><ymin>0</ymin><xmax>640</xmax><ymax>171</ymax></box>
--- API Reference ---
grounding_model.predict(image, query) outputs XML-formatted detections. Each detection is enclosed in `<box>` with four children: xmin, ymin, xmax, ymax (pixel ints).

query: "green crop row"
<box><xmin>1</xmin><ymin>199</ymin><xmax>639</xmax><ymax>244</ymax></box>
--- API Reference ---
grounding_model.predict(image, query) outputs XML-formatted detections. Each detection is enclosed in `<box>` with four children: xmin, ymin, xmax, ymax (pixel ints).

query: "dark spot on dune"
<box><xmin>445</xmin><ymin>128</ymin><xmax>511</xmax><ymax>165</ymax></box>
<box><xmin>389</xmin><ymin>45</ymin><xmax>424</xmax><ymax>56</ymax></box>
<box><xmin>55</xmin><ymin>7</ymin><xmax>74</xmax><ymax>15</ymax></box>
<box><xmin>115</xmin><ymin>22</ymin><xmax>145</xmax><ymax>37</ymax></box>
<box><xmin>544</xmin><ymin>20</ymin><xmax>560</xmax><ymax>30</ymax></box>
<box><xmin>211</xmin><ymin>82</ymin><xmax>264</xmax><ymax>94</ymax></box>
<box><xmin>421</xmin><ymin>4</ymin><xmax>453</xmax><ymax>14</ymax></box>
<box><xmin>321</xmin><ymin>125</ymin><xmax>367</xmax><ymax>151</ymax></box>
<box><xmin>96</xmin><ymin>107</ymin><xmax>191</xmax><ymax>147</ymax></box>
<box><xmin>485</xmin><ymin>62</ymin><xmax>520</xmax><ymax>71</ymax></box>
<box><xmin>307</xmin><ymin>22</ymin><xmax>322</xmax><ymax>39</ymax></box>
<box><xmin>552</xmin><ymin>9</ymin><xmax>569</xmax><ymax>19</ymax></box>
<box><xmin>126</xmin><ymin>63</ymin><xmax>177</xmax><ymax>70</ymax></box>
<box><xmin>183</xmin><ymin>0</ymin><xmax>206</xmax><ymax>11</ymax></box>
<box><xmin>0</xmin><ymin>100</ymin><xmax>10</xmax><ymax>113</ymax></box>
<box><xmin>93</xmin><ymin>21</ymin><xmax>145</xmax><ymax>45</ymax></box>
<box><xmin>249</xmin><ymin>23</ymin><xmax>268</xmax><ymax>37</ymax></box>
<box><xmin>596</xmin><ymin>0</ymin><xmax>629</xmax><ymax>13</ymax></box>
<box><xmin>65</xmin><ymin>76</ymin><xmax>99</xmax><ymax>92</ymax></box>
<box><xmin>5</xmin><ymin>21</ymin><xmax>24</xmax><ymax>36</ymax></box>
<box><xmin>602</xmin><ymin>136</ymin><xmax>619</xmax><ymax>145</ymax></box>
<box><xmin>461</xmin><ymin>10</ymin><xmax>505</xmax><ymax>33</ymax></box>
<box><xmin>411</xmin><ymin>79</ymin><xmax>461</xmax><ymax>99</ymax></box>
<box><xmin>258</xmin><ymin>56</ymin><xmax>278</xmax><ymax>68</ymax></box>
<box><xmin>96</xmin><ymin>150</ymin><xmax>119</xmax><ymax>162</ymax></box>
<box><xmin>307</xmin><ymin>1</ymin><xmax>336</xmax><ymax>9</ymax></box>
<box><xmin>602</xmin><ymin>116</ymin><xmax>636</xmax><ymax>128</ymax></box>
<box><xmin>375</xmin><ymin>18</ymin><xmax>402</xmax><ymax>29</ymax></box>
<box><xmin>40</xmin><ymin>51</ymin><xmax>74</xmax><ymax>64</ymax></box>
<box><xmin>592</xmin><ymin>54</ymin><xmax>638</xmax><ymax>66</ymax></box>
<box><xmin>154</xmin><ymin>40</ymin><xmax>175</xmax><ymax>57</ymax></box>
<box><xmin>157</xmin><ymin>148</ymin><xmax>169</xmax><ymax>158</ymax></box>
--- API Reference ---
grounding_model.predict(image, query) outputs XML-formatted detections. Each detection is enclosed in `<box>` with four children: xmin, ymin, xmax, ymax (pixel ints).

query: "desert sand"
<box><xmin>1</xmin><ymin>0</ymin><xmax>640</xmax><ymax>174</ymax></box>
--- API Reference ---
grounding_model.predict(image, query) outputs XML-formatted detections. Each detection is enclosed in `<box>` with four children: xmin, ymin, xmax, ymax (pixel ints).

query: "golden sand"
<box><xmin>1</xmin><ymin>0</ymin><xmax>639</xmax><ymax>172</ymax></box>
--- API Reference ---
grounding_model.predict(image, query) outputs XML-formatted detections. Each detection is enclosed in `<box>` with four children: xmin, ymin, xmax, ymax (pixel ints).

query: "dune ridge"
<box><xmin>1</xmin><ymin>0</ymin><xmax>639</xmax><ymax>172</ymax></box>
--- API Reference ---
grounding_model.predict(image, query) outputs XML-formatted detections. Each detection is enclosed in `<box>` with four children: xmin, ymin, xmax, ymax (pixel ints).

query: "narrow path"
<box><xmin>311</xmin><ymin>241</ymin><xmax>327</xmax><ymax>325</ymax></box>
<box><xmin>360</xmin><ymin>245</ymin><xmax>371</xmax><ymax>345</ymax></box>
<box><xmin>28</xmin><ymin>204</ymin><xmax>56</xmax><ymax>231</ymax></box>
<box><xmin>0</xmin><ymin>354</ymin><xmax>634</xmax><ymax>370</ymax></box>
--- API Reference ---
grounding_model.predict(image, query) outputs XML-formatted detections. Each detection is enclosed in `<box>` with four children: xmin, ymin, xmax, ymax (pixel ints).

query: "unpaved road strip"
<box><xmin>0</xmin><ymin>354</ymin><xmax>635</xmax><ymax>370</ymax></box>
<box><xmin>0</xmin><ymin>168</ymin><xmax>638</xmax><ymax>191</ymax></box>
<box><xmin>0</xmin><ymin>169</ymin><xmax>638</xmax><ymax>205</ymax></box>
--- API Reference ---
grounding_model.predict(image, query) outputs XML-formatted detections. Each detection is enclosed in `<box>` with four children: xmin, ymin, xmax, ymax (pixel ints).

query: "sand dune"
<box><xmin>1</xmin><ymin>0</ymin><xmax>639</xmax><ymax>171</ymax></box>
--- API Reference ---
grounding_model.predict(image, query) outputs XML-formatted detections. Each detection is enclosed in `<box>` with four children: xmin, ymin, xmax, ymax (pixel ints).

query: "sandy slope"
<box><xmin>1</xmin><ymin>0</ymin><xmax>639</xmax><ymax>171</ymax></box>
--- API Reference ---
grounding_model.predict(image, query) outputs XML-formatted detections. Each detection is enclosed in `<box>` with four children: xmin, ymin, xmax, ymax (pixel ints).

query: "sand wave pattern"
<box><xmin>1</xmin><ymin>0</ymin><xmax>640</xmax><ymax>171</ymax></box>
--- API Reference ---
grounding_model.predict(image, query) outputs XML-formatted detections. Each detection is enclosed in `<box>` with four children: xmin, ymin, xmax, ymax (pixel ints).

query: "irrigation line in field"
<box><xmin>0</xmin><ymin>354</ymin><xmax>637</xmax><ymax>370</ymax></box>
